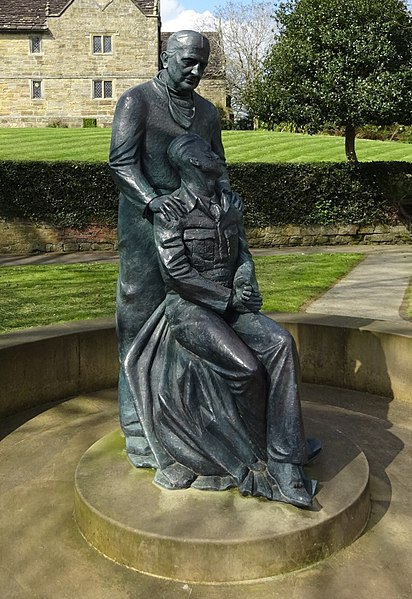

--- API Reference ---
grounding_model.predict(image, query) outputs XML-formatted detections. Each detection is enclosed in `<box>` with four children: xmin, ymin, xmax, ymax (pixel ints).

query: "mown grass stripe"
<box><xmin>1</xmin><ymin>129</ymin><xmax>411</xmax><ymax>163</ymax></box>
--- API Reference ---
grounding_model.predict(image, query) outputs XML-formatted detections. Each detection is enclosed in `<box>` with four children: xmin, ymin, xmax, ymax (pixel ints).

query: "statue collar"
<box><xmin>177</xmin><ymin>186</ymin><xmax>228</xmax><ymax>220</ymax></box>
<box><xmin>155</xmin><ymin>70</ymin><xmax>196</xmax><ymax>130</ymax></box>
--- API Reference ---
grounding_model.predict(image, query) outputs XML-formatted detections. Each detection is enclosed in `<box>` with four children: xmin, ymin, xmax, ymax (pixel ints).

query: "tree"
<box><xmin>247</xmin><ymin>0</ymin><xmax>412</xmax><ymax>160</ymax></box>
<box><xmin>200</xmin><ymin>1</ymin><xmax>276</xmax><ymax>120</ymax></box>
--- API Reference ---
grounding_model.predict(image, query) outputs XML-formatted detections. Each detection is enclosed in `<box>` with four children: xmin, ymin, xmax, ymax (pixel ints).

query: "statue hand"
<box><xmin>233</xmin><ymin>277</ymin><xmax>263</xmax><ymax>311</ymax></box>
<box><xmin>149</xmin><ymin>195</ymin><xmax>187</xmax><ymax>221</ymax></box>
<box><xmin>221</xmin><ymin>190</ymin><xmax>243</xmax><ymax>211</ymax></box>
<box><xmin>230</xmin><ymin>285</ymin><xmax>262</xmax><ymax>313</ymax></box>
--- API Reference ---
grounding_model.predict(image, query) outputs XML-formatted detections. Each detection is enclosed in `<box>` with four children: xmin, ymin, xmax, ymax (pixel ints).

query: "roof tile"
<box><xmin>0</xmin><ymin>0</ymin><xmax>157</xmax><ymax>30</ymax></box>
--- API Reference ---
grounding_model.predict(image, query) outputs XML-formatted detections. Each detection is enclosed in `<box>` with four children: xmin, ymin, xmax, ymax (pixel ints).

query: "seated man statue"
<box><xmin>124</xmin><ymin>133</ymin><xmax>319</xmax><ymax>508</ymax></box>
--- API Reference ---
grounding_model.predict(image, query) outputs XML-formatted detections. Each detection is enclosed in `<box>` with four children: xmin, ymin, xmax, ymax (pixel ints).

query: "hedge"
<box><xmin>0</xmin><ymin>160</ymin><xmax>411</xmax><ymax>228</ymax></box>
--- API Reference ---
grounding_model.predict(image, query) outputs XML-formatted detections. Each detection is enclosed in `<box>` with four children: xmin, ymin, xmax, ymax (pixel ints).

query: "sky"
<box><xmin>161</xmin><ymin>0</ymin><xmax>412</xmax><ymax>32</ymax></box>
<box><xmin>160</xmin><ymin>0</ymin><xmax>222</xmax><ymax>31</ymax></box>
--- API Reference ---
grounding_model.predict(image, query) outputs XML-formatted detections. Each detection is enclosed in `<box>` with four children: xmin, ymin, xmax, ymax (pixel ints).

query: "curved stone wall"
<box><xmin>0</xmin><ymin>314</ymin><xmax>411</xmax><ymax>418</ymax></box>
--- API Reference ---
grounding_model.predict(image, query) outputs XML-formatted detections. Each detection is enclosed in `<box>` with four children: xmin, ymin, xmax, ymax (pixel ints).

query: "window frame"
<box><xmin>91</xmin><ymin>34</ymin><xmax>113</xmax><ymax>55</ymax></box>
<box><xmin>29</xmin><ymin>35</ymin><xmax>42</xmax><ymax>54</ymax></box>
<box><xmin>92</xmin><ymin>79</ymin><xmax>113</xmax><ymax>99</ymax></box>
<box><xmin>31</xmin><ymin>79</ymin><xmax>43</xmax><ymax>100</ymax></box>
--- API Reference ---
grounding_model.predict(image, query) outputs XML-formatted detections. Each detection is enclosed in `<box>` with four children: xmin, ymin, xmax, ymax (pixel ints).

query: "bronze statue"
<box><xmin>110</xmin><ymin>31</ymin><xmax>233</xmax><ymax>469</ymax></box>
<box><xmin>124</xmin><ymin>134</ymin><xmax>318</xmax><ymax>507</ymax></box>
<box><xmin>110</xmin><ymin>31</ymin><xmax>319</xmax><ymax>508</ymax></box>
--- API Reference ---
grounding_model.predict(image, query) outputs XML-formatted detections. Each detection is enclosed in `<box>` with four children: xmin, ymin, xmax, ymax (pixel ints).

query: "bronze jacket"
<box><xmin>154</xmin><ymin>187</ymin><xmax>259</xmax><ymax>315</ymax></box>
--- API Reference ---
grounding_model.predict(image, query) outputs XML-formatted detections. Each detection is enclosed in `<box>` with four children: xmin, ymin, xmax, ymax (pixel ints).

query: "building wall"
<box><xmin>197</xmin><ymin>79</ymin><xmax>228</xmax><ymax>109</ymax></box>
<box><xmin>0</xmin><ymin>0</ymin><xmax>160</xmax><ymax>127</ymax></box>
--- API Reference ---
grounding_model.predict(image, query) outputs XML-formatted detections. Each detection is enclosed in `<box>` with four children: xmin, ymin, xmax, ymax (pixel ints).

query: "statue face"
<box><xmin>189</xmin><ymin>146</ymin><xmax>224</xmax><ymax>179</ymax></box>
<box><xmin>162</xmin><ymin>43</ymin><xmax>209</xmax><ymax>93</ymax></box>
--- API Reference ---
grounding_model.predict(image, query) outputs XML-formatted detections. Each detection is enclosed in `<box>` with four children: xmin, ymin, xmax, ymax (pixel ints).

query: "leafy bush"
<box><xmin>47</xmin><ymin>120</ymin><xmax>69</xmax><ymax>129</ymax></box>
<box><xmin>82</xmin><ymin>118</ymin><xmax>97</xmax><ymax>128</ymax></box>
<box><xmin>229</xmin><ymin>162</ymin><xmax>412</xmax><ymax>227</ymax></box>
<box><xmin>215</xmin><ymin>104</ymin><xmax>234</xmax><ymax>130</ymax></box>
<box><xmin>0</xmin><ymin>161</ymin><xmax>118</xmax><ymax>227</ymax></box>
<box><xmin>0</xmin><ymin>160</ymin><xmax>410</xmax><ymax>228</ymax></box>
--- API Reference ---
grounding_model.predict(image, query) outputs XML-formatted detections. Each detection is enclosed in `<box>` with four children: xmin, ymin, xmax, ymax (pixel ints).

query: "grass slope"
<box><xmin>0</xmin><ymin>254</ymin><xmax>364</xmax><ymax>333</ymax></box>
<box><xmin>1</xmin><ymin>128</ymin><xmax>411</xmax><ymax>163</ymax></box>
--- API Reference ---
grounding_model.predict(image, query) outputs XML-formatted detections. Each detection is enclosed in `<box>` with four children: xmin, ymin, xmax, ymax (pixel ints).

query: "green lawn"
<box><xmin>0</xmin><ymin>253</ymin><xmax>364</xmax><ymax>333</ymax></box>
<box><xmin>1</xmin><ymin>128</ymin><xmax>411</xmax><ymax>163</ymax></box>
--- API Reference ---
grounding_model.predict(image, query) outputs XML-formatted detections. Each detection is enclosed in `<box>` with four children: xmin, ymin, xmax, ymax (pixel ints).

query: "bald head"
<box><xmin>161</xmin><ymin>31</ymin><xmax>210</xmax><ymax>94</ymax></box>
<box><xmin>166</xmin><ymin>31</ymin><xmax>210</xmax><ymax>55</ymax></box>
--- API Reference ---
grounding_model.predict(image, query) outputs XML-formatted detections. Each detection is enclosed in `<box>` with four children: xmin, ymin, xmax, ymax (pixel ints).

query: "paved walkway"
<box><xmin>1</xmin><ymin>244</ymin><xmax>411</xmax><ymax>322</ymax></box>
<box><xmin>1</xmin><ymin>385</ymin><xmax>412</xmax><ymax>598</ymax></box>
<box><xmin>306</xmin><ymin>248</ymin><xmax>412</xmax><ymax>321</ymax></box>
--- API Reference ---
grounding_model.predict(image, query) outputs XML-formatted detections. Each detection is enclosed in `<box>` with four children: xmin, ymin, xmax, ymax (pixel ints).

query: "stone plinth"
<box><xmin>74</xmin><ymin>419</ymin><xmax>370</xmax><ymax>583</ymax></box>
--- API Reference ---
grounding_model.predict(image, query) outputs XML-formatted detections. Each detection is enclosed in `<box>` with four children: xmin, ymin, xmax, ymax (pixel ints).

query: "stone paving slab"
<box><xmin>306</xmin><ymin>250</ymin><xmax>412</xmax><ymax>321</ymax></box>
<box><xmin>1</xmin><ymin>385</ymin><xmax>412</xmax><ymax>598</ymax></box>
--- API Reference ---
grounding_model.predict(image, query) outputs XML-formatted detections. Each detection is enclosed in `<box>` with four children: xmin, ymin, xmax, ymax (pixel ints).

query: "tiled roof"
<box><xmin>0</xmin><ymin>0</ymin><xmax>49</xmax><ymax>30</ymax></box>
<box><xmin>0</xmin><ymin>0</ymin><xmax>157</xmax><ymax>31</ymax></box>
<box><xmin>131</xmin><ymin>0</ymin><xmax>157</xmax><ymax>15</ymax></box>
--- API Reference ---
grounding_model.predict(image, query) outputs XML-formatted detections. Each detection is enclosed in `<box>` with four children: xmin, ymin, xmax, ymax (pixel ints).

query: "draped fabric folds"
<box><xmin>124</xmin><ymin>301</ymin><xmax>280</xmax><ymax>497</ymax></box>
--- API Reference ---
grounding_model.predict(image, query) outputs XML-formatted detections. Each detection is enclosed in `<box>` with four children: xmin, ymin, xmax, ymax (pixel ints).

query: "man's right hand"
<box><xmin>149</xmin><ymin>195</ymin><xmax>187</xmax><ymax>221</ymax></box>
<box><xmin>230</xmin><ymin>284</ymin><xmax>262</xmax><ymax>313</ymax></box>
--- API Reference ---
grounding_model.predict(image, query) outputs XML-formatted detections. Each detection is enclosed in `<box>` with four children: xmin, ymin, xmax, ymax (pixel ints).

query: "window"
<box><xmin>30</xmin><ymin>36</ymin><xmax>41</xmax><ymax>53</ymax></box>
<box><xmin>92</xmin><ymin>35</ymin><xmax>112</xmax><ymax>54</ymax></box>
<box><xmin>31</xmin><ymin>80</ymin><xmax>42</xmax><ymax>99</ymax></box>
<box><xmin>93</xmin><ymin>80</ymin><xmax>113</xmax><ymax>99</ymax></box>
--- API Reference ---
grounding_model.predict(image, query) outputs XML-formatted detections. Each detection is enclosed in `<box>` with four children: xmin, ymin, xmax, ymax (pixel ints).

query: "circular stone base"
<box><xmin>74</xmin><ymin>420</ymin><xmax>370</xmax><ymax>583</ymax></box>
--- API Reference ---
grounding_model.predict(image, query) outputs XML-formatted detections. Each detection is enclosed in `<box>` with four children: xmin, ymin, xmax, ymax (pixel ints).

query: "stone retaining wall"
<box><xmin>246</xmin><ymin>223</ymin><xmax>411</xmax><ymax>248</ymax></box>
<box><xmin>0</xmin><ymin>219</ymin><xmax>410</xmax><ymax>254</ymax></box>
<box><xmin>1</xmin><ymin>314</ymin><xmax>411</xmax><ymax>418</ymax></box>
<box><xmin>0</xmin><ymin>220</ymin><xmax>117</xmax><ymax>253</ymax></box>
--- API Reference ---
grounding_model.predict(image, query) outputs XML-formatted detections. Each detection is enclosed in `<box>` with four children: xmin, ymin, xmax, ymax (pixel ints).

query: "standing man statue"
<box><xmin>110</xmin><ymin>31</ymin><xmax>320</xmax><ymax>507</ymax></box>
<box><xmin>109</xmin><ymin>31</ymin><xmax>234</xmax><ymax>469</ymax></box>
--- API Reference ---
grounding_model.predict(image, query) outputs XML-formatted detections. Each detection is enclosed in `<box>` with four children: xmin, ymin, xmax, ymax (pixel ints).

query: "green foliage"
<box><xmin>83</xmin><ymin>118</ymin><xmax>97</xmax><ymax>128</ymax></box>
<box><xmin>215</xmin><ymin>103</ymin><xmax>234</xmax><ymax>130</ymax></box>
<box><xmin>0</xmin><ymin>159</ymin><xmax>410</xmax><ymax>229</ymax></box>
<box><xmin>0</xmin><ymin>160</ymin><xmax>118</xmax><ymax>227</ymax></box>
<box><xmin>228</xmin><ymin>161</ymin><xmax>412</xmax><ymax>227</ymax></box>
<box><xmin>248</xmin><ymin>0</ymin><xmax>412</xmax><ymax>154</ymax></box>
<box><xmin>47</xmin><ymin>120</ymin><xmax>69</xmax><ymax>128</ymax></box>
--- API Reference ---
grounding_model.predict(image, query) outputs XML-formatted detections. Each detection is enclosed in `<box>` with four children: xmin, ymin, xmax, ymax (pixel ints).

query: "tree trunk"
<box><xmin>345</xmin><ymin>124</ymin><xmax>358</xmax><ymax>162</ymax></box>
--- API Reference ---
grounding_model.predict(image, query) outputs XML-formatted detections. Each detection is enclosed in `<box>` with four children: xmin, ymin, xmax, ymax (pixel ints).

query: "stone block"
<box><xmin>63</xmin><ymin>242</ymin><xmax>79</xmax><ymax>252</ymax></box>
<box><xmin>358</xmin><ymin>225</ymin><xmax>374</xmax><ymax>234</ymax></box>
<box><xmin>79</xmin><ymin>242</ymin><xmax>92</xmax><ymax>251</ymax></box>
<box><xmin>373</xmin><ymin>225</ymin><xmax>391</xmax><ymax>233</ymax></box>
<box><xmin>283</xmin><ymin>225</ymin><xmax>302</xmax><ymax>236</ymax></box>
<box><xmin>337</xmin><ymin>224</ymin><xmax>359</xmax><ymax>235</ymax></box>
<box><xmin>313</xmin><ymin>235</ymin><xmax>329</xmax><ymax>245</ymax></box>
<box><xmin>301</xmin><ymin>236</ymin><xmax>315</xmax><ymax>245</ymax></box>
<box><xmin>334</xmin><ymin>236</ymin><xmax>352</xmax><ymax>245</ymax></box>
<box><xmin>91</xmin><ymin>242</ymin><xmax>114</xmax><ymax>251</ymax></box>
<box><xmin>365</xmin><ymin>234</ymin><xmax>394</xmax><ymax>243</ymax></box>
<box><xmin>288</xmin><ymin>237</ymin><xmax>303</xmax><ymax>246</ymax></box>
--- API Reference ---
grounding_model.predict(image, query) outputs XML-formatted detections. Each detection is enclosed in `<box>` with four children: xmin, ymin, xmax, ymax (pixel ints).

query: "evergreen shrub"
<box><xmin>0</xmin><ymin>160</ymin><xmax>410</xmax><ymax>228</ymax></box>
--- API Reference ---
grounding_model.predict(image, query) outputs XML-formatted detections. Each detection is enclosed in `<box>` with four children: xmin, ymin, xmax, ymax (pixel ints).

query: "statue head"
<box><xmin>161</xmin><ymin>31</ymin><xmax>210</xmax><ymax>94</ymax></box>
<box><xmin>167</xmin><ymin>133</ymin><xmax>224</xmax><ymax>181</ymax></box>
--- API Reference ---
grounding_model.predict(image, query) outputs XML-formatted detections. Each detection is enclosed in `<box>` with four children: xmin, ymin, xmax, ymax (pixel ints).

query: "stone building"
<box><xmin>0</xmin><ymin>0</ymin><xmax>228</xmax><ymax>127</ymax></box>
<box><xmin>0</xmin><ymin>0</ymin><xmax>161</xmax><ymax>127</ymax></box>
